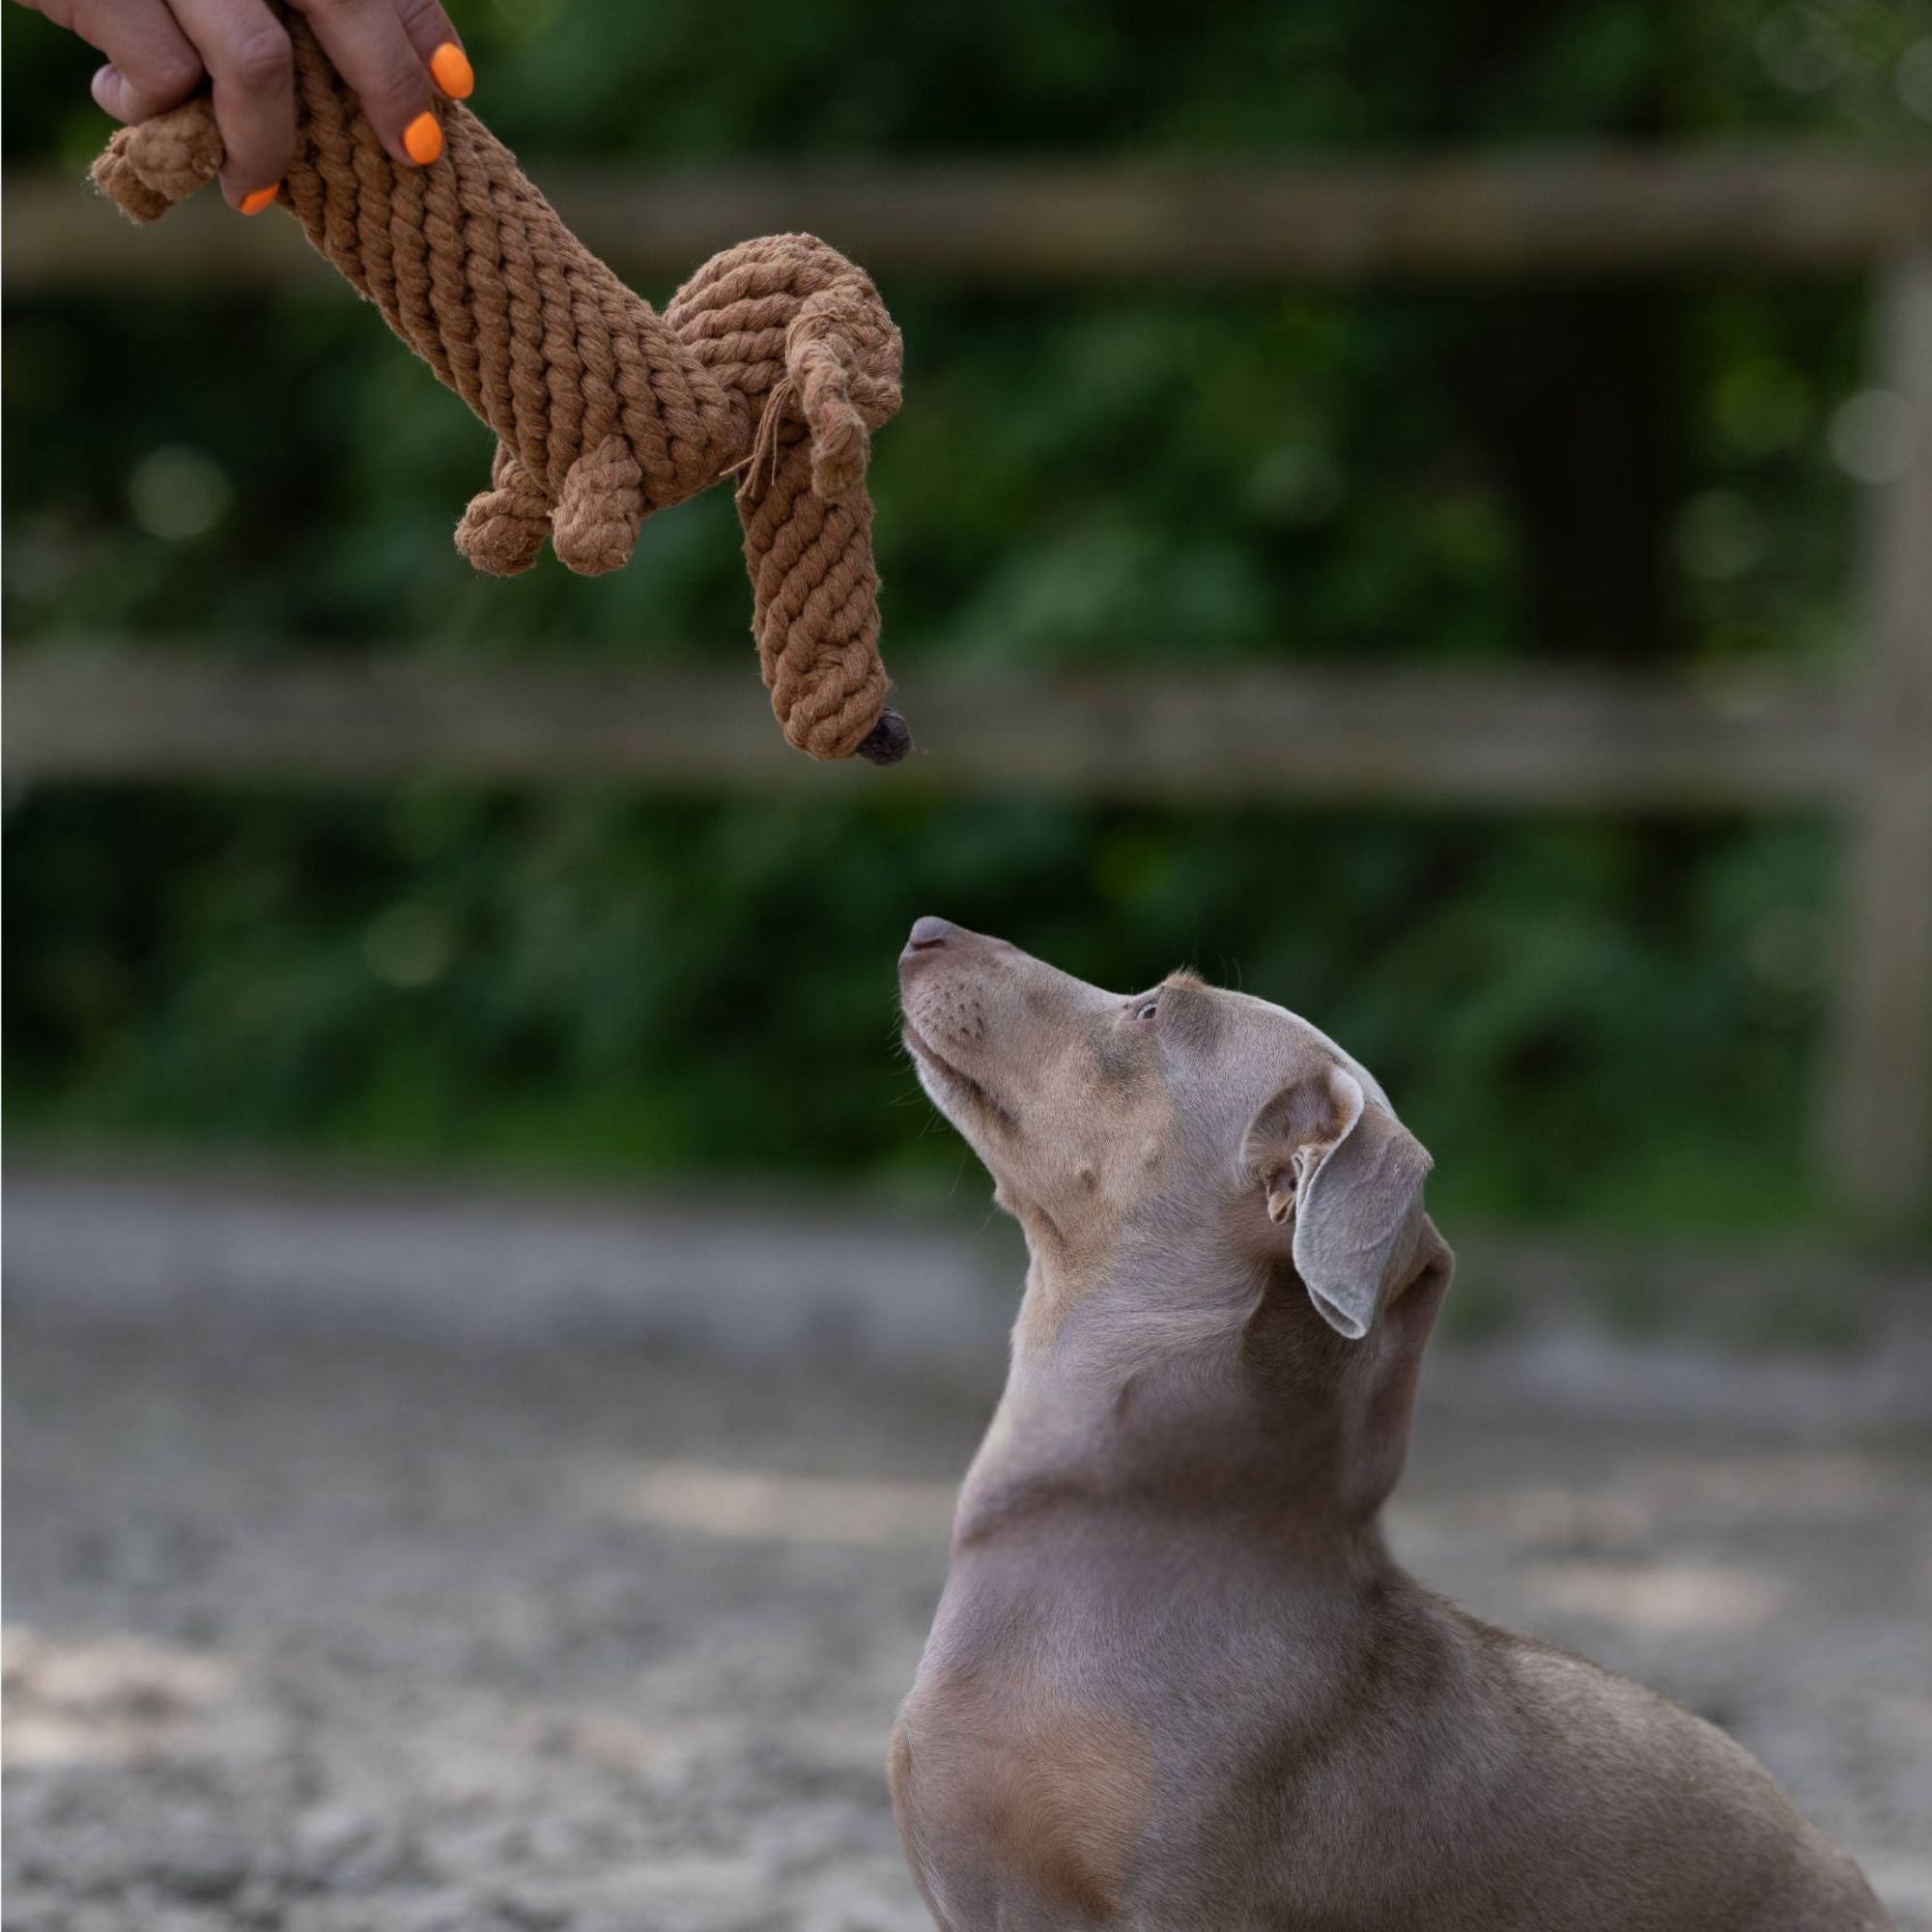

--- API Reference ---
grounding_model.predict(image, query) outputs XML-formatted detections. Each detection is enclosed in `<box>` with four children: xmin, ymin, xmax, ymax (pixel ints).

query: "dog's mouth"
<box><xmin>901</xmin><ymin>1017</ymin><xmax>1015</xmax><ymax>1127</ymax></box>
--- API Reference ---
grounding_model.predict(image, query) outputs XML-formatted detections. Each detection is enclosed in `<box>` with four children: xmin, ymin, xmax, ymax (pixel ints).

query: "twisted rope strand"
<box><xmin>90</xmin><ymin>15</ymin><xmax>907</xmax><ymax>764</ymax></box>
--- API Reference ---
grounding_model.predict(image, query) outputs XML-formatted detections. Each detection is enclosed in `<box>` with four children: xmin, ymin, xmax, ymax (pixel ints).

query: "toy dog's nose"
<box><xmin>902</xmin><ymin>916</ymin><xmax>957</xmax><ymax>962</ymax></box>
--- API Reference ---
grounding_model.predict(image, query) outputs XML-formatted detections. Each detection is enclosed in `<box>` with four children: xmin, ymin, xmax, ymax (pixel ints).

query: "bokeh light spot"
<box><xmin>1676</xmin><ymin>490</ymin><xmax>1768</xmax><ymax>582</ymax></box>
<box><xmin>127</xmin><ymin>445</ymin><xmax>234</xmax><ymax>542</ymax></box>
<box><xmin>1755</xmin><ymin>5</ymin><xmax>1851</xmax><ymax>94</ymax></box>
<box><xmin>364</xmin><ymin>901</ymin><xmax>456</xmax><ymax>989</ymax></box>
<box><xmin>1828</xmin><ymin>389</ymin><xmax>1919</xmax><ymax>486</ymax></box>
<box><xmin>1897</xmin><ymin>39</ymin><xmax>1932</xmax><ymax>122</ymax></box>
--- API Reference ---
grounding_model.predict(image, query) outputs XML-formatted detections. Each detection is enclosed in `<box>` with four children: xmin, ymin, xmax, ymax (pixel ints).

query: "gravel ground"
<box><xmin>6</xmin><ymin>1312</ymin><xmax>1930</xmax><ymax>1931</ymax></box>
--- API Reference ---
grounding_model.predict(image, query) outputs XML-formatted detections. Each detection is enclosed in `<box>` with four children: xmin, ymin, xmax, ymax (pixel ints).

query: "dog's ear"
<box><xmin>1241</xmin><ymin>1065</ymin><xmax>1433</xmax><ymax>1339</ymax></box>
<box><xmin>1343</xmin><ymin>1214</ymin><xmax>1453</xmax><ymax>1518</ymax></box>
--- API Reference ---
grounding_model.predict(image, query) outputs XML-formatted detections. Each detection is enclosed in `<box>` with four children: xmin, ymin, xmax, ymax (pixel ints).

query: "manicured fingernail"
<box><xmin>429</xmin><ymin>42</ymin><xmax>474</xmax><ymax>99</ymax></box>
<box><xmin>239</xmin><ymin>184</ymin><xmax>280</xmax><ymax>215</ymax></box>
<box><xmin>403</xmin><ymin>110</ymin><xmax>442</xmax><ymax>166</ymax></box>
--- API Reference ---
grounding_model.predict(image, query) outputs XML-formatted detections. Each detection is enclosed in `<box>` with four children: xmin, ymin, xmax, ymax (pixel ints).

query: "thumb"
<box><xmin>92</xmin><ymin>57</ymin><xmax>199</xmax><ymax>124</ymax></box>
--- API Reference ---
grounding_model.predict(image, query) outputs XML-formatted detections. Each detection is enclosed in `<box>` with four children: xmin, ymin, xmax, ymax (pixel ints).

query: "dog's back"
<box><xmin>894</xmin><ymin>1548</ymin><xmax>1889</xmax><ymax>1931</ymax></box>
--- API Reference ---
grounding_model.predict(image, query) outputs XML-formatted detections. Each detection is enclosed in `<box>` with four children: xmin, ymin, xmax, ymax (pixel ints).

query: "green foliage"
<box><xmin>7</xmin><ymin>786</ymin><xmax>1837</xmax><ymax>1233</ymax></box>
<box><xmin>5</xmin><ymin>0</ymin><xmax>1918</xmax><ymax>1234</ymax></box>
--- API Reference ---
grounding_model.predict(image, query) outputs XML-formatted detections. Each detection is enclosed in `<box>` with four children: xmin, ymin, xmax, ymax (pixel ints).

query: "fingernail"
<box><xmin>239</xmin><ymin>184</ymin><xmax>280</xmax><ymax>215</ymax></box>
<box><xmin>429</xmin><ymin>42</ymin><xmax>474</xmax><ymax>99</ymax></box>
<box><xmin>403</xmin><ymin>110</ymin><xmax>442</xmax><ymax>166</ymax></box>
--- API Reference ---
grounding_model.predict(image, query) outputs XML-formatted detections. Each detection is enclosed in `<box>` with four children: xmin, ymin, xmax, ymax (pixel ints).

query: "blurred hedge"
<box><xmin>7</xmin><ymin>0</ymin><xmax>1924</xmax><ymax>1231</ymax></box>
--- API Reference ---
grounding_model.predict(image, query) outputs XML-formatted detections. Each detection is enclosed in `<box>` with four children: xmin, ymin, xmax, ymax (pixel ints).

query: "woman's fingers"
<box><xmin>288</xmin><ymin>0</ymin><xmax>450</xmax><ymax>168</ymax></box>
<box><xmin>91</xmin><ymin>59</ymin><xmax>187</xmax><ymax>126</ymax></box>
<box><xmin>166</xmin><ymin>0</ymin><xmax>297</xmax><ymax>209</ymax></box>
<box><xmin>21</xmin><ymin>0</ymin><xmax>205</xmax><ymax>124</ymax></box>
<box><xmin>26</xmin><ymin>0</ymin><xmax>474</xmax><ymax>208</ymax></box>
<box><xmin>391</xmin><ymin>0</ymin><xmax>471</xmax><ymax>100</ymax></box>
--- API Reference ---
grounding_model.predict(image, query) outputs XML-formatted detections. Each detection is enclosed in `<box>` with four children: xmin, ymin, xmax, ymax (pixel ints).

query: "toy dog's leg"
<box><xmin>549</xmin><ymin>435</ymin><xmax>646</xmax><ymax>578</ymax></box>
<box><xmin>455</xmin><ymin>444</ymin><xmax>554</xmax><ymax>577</ymax></box>
<box><xmin>731</xmin><ymin>293</ymin><xmax>908</xmax><ymax>765</ymax></box>
<box><xmin>739</xmin><ymin>434</ymin><xmax>899</xmax><ymax>762</ymax></box>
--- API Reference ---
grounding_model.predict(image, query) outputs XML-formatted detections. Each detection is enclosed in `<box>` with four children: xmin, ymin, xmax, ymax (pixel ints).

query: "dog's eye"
<box><xmin>1135</xmin><ymin>999</ymin><xmax>1159</xmax><ymax>1022</ymax></box>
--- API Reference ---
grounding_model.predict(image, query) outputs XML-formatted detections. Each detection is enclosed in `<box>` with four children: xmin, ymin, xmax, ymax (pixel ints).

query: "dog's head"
<box><xmin>898</xmin><ymin>918</ymin><xmax>1444</xmax><ymax>1350</ymax></box>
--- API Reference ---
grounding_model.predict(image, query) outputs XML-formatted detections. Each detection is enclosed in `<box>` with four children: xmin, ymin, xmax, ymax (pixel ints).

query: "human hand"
<box><xmin>16</xmin><ymin>0</ymin><xmax>474</xmax><ymax>212</ymax></box>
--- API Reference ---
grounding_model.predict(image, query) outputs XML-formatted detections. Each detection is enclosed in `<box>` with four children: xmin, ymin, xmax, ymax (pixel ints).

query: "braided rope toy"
<box><xmin>91</xmin><ymin>15</ymin><xmax>910</xmax><ymax>765</ymax></box>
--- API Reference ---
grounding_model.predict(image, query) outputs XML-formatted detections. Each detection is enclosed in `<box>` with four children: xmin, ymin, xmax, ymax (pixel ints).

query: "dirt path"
<box><xmin>6</xmin><ymin>1317</ymin><xmax>1929</xmax><ymax>1930</ymax></box>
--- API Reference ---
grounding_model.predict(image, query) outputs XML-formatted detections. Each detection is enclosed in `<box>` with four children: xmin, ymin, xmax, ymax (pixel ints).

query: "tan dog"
<box><xmin>890</xmin><ymin>918</ymin><xmax>1889</xmax><ymax>1931</ymax></box>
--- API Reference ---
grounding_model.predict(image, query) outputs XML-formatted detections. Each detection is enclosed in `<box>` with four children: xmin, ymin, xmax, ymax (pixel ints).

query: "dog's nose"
<box><xmin>902</xmin><ymin>915</ymin><xmax>957</xmax><ymax>962</ymax></box>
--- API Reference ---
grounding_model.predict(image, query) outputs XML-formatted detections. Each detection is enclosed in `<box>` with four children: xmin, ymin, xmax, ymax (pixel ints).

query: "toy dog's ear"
<box><xmin>1241</xmin><ymin>1066</ymin><xmax>1433</xmax><ymax>1339</ymax></box>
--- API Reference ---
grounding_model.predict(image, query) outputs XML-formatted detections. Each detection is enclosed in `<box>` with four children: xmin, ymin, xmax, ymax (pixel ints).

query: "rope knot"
<box><xmin>92</xmin><ymin>97</ymin><xmax>223</xmax><ymax>223</ymax></box>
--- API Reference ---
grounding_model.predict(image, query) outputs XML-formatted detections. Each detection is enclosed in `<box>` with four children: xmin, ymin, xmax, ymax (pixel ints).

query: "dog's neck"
<box><xmin>955</xmin><ymin>1220</ymin><xmax>1440</xmax><ymax>1578</ymax></box>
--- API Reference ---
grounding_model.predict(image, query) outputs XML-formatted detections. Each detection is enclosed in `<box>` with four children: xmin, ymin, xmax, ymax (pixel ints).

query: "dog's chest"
<box><xmin>891</xmin><ymin>1658</ymin><xmax>1156</xmax><ymax>1925</ymax></box>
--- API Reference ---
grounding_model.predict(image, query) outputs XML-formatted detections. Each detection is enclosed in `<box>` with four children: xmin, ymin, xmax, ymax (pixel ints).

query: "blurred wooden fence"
<box><xmin>3</xmin><ymin>654</ymin><xmax>1855</xmax><ymax>808</ymax></box>
<box><xmin>8</xmin><ymin>151</ymin><xmax>1931</xmax><ymax>288</ymax></box>
<box><xmin>5</xmin><ymin>151</ymin><xmax>1929</xmax><ymax>1229</ymax></box>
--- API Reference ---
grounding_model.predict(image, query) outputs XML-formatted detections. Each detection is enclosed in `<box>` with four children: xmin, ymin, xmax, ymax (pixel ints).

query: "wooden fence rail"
<box><xmin>3</xmin><ymin>148</ymin><xmax>1927</xmax><ymax>1230</ymax></box>
<box><xmin>9</xmin><ymin>151</ymin><xmax>1932</xmax><ymax>292</ymax></box>
<box><xmin>1</xmin><ymin>649</ymin><xmax>1858</xmax><ymax>810</ymax></box>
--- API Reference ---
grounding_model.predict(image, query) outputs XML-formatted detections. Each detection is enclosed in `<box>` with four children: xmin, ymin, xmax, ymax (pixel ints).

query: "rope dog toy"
<box><xmin>90</xmin><ymin>15</ymin><xmax>910</xmax><ymax>765</ymax></box>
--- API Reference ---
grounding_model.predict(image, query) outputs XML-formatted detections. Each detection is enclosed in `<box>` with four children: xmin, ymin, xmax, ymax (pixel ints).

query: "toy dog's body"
<box><xmin>92</xmin><ymin>14</ymin><xmax>906</xmax><ymax>764</ymax></box>
<box><xmin>892</xmin><ymin>918</ymin><xmax>1889</xmax><ymax>1931</ymax></box>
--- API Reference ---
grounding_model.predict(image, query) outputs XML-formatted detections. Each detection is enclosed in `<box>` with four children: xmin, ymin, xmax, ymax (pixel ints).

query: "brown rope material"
<box><xmin>90</xmin><ymin>18</ymin><xmax>909</xmax><ymax>766</ymax></box>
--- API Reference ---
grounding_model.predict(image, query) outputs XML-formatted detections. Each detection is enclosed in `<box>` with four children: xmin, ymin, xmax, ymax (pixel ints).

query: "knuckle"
<box><xmin>222</xmin><ymin>21</ymin><xmax>293</xmax><ymax>92</ymax></box>
<box><xmin>149</xmin><ymin>50</ymin><xmax>206</xmax><ymax>102</ymax></box>
<box><xmin>362</xmin><ymin>58</ymin><xmax>428</xmax><ymax>117</ymax></box>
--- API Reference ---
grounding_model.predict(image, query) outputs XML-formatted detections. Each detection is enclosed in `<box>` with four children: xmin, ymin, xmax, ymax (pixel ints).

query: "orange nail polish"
<box><xmin>239</xmin><ymin>184</ymin><xmax>280</xmax><ymax>215</ymax></box>
<box><xmin>403</xmin><ymin>110</ymin><xmax>442</xmax><ymax>166</ymax></box>
<box><xmin>429</xmin><ymin>42</ymin><xmax>474</xmax><ymax>100</ymax></box>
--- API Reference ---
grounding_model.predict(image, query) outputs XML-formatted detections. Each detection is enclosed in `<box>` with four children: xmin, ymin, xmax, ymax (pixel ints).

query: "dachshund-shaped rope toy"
<box><xmin>91</xmin><ymin>14</ymin><xmax>910</xmax><ymax>765</ymax></box>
